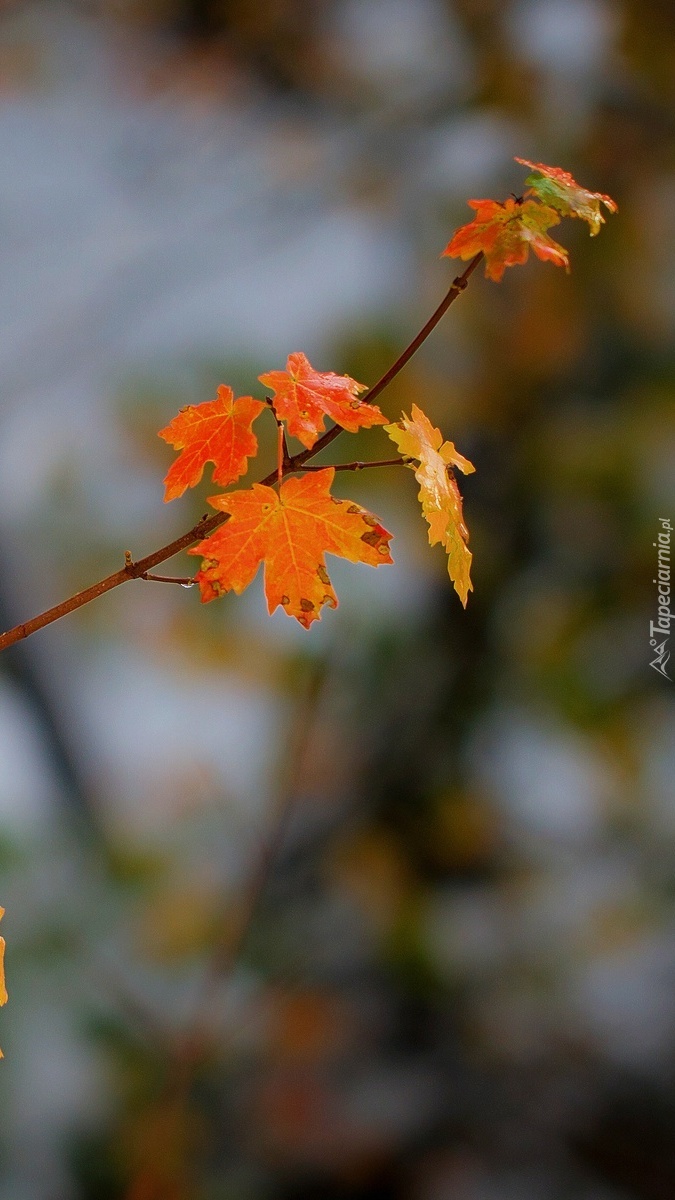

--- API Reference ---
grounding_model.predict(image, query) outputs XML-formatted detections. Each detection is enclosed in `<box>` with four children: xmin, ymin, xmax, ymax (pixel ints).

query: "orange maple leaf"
<box><xmin>385</xmin><ymin>404</ymin><xmax>474</xmax><ymax>606</ymax></box>
<box><xmin>442</xmin><ymin>197</ymin><xmax>569</xmax><ymax>282</ymax></box>
<box><xmin>258</xmin><ymin>352</ymin><xmax>388</xmax><ymax>451</ymax></box>
<box><xmin>189</xmin><ymin>468</ymin><xmax>393</xmax><ymax>628</ymax></box>
<box><xmin>0</xmin><ymin>907</ymin><xmax>7</xmax><ymax>1060</ymax></box>
<box><xmin>515</xmin><ymin>158</ymin><xmax>617</xmax><ymax>236</ymax></box>
<box><xmin>158</xmin><ymin>385</ymin><xmax>265</xmax><ymax>502</ymax></box>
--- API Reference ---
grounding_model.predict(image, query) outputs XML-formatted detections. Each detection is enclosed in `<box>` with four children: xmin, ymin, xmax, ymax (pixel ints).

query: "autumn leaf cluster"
<box><xmin>157</xmin><ymin>159</ymin><xmax>616</xmax><ymax>629</ymax></box>
<box><xmin>159</xmin><ymin>352</ymin><xmax>475</xmax><ymax>625</ymax></box>
<box><xmin>443</xmin><ymin>158</ymin><xmax>617</xmax><ymax>281</ymax></box>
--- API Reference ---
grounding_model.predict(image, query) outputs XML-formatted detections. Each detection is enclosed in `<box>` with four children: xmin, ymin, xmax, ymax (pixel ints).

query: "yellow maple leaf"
<box><xmin>385</xmin><ymin>404</ymin><xmax>474</xmax><ymax>606</ymax></box>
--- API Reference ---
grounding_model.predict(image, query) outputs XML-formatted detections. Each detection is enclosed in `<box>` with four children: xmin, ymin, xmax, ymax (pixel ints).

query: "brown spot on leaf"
<box><xmin>362</xmin><ymin>514</ymin><xmax>377</xmax><ymax>527</ymax></box>
<box><xmin>317</xmin><ymin>565</ymin><xmax>330</xmax><ymax>586</ymax></box>
<box><xmin>361</xmin><ymin>530</ymin><xmax>385</xmax><ymax>548</ymax></box>
<box><xmin>347</xmin><ymin>504</ymin><xmax>361</xmax><ymax>514</ymax></box>
<box><xmin>281</xmin><ymin>594</ymin><xmax>290</xmax><ymax>606</ymax></box>
<box><xmin>300</xmin><ymin>598</ymin><xmax>315</xmax><ymax>613</ymax></box>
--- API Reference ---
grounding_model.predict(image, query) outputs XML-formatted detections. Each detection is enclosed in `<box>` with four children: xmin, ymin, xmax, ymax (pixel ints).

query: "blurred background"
<box><xmin>0</xmin><ymin>1</ymin><xmax>674</xmax><ymax>1197</ymax></box>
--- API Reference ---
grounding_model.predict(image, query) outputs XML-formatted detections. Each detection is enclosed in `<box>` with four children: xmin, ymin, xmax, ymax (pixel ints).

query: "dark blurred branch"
<box><xmin>122</xmin><ymin>655</ymin><xmax>331</xmax><ymax>1197</ymax></box>
<box><xmin>181</xmin><ymin>653</ymin><xmax>329</xmax><ymax>1053</ymax></box>
<box><xmin>0</xmin><ymin>578</ymin><xmax>103</xmax><ymax>840</ymax></box>
<box><xmin>0</xmin><ymin>254</ymin><xmax>482</xmax><ymax>654</ymax></box>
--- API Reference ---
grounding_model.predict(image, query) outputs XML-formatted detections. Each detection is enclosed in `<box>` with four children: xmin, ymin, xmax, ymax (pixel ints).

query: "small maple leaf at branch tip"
<box><xmin>189</xmin><ymin>468</ymin><xmax>393</xmax><ymax>628</ymax></box>
<box><xmin>515</xmin><ymin>158</ymin><xmax>618</xmax><ymax>236</ymax></box>
<box><xmin>258</xmin><ymin>351</ymin><xmax>388</xmax><ymax>451</ymax></box>
<box><xmin>0</xmin><ymin>906</ymin><xmax>7</xmax><ymax>1060</ymax></box>
<box><xmin>158</xmin><ymin>385</ymin><xmax>265</xmax><ymax>502</ymax></box>
<box><xmin>442</xmin><ymin>197</ymin><xmax>569</xmax><ymax>282</ymax></box>
<box><xmin>385</xmin><ymin>404</ymin><xmax>474</xmax><ymax>607</ymax></box>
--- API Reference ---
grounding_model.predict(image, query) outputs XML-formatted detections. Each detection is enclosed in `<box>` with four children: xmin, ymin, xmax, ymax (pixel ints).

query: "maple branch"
<box><xmin>0</xmin><ymin>516</ymin><xmax>225</xmax><ymax>652</ymax></box>
<box><xmin>299</xmin><ymin>457</ymin><xmax>408</xmax><ymax>472</ymax></box>
<box><xmin>141</xmin><ymin>573</ymin><xmax>196</xmax><ymax>586</ymax></box>
<box><xmin>288</xmin><ymin>252</ymin><xmax>483</xmax><ymax>470</ymax></box>
<box><xmin>0</xmin><ymin>252</ymin><xmax>482</xmax><ymax>654</ymax></box>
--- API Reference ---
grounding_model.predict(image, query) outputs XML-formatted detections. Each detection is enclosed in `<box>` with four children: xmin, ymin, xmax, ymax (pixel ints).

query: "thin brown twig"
<box><xmin>141</xmin><ymin>573</ymin><xmax>195</xmax><ymax>586</ymax></box>
<box><xmin>276</xmin><ymin>421</ymin><xmax>284</xmax><ymax>487</ymax></box>
<box><xmin>286</xmin><ymin>256</ymin><xmax>483</xmax><ymax>471</ymax></box>
<box><xmin>300</xmin><ymin>456</ymin><xmax>408</xmax><ymax>473</ymax></box>
<box><xmin>0</xmin><ymin>253</ymin><xmax>482</xmax><ymax>654</ymax></box>
<box><xmin>281</xmin><ymin>425</ymin><xmax>291</xmax><ymax>468</ymax></box>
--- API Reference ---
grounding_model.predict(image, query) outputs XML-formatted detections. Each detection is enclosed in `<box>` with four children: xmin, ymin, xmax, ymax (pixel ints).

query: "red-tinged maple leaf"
<box><xmin>0</xmin><ymin>906</ymin><xmax>6</xmax><ymax>1060</ymax></box>
<box><xmin>189</xmin><ymin>468</ymin><xmax>393</xmax><ymax>628</ymax></box>
<box><xmin>442</xmin><ymin>197</ymin><xmax>569</xmax><ymax>282</ymax></box>
<box><xmin>385</xmin><ymin>404</ymin><xmax>474</xmax><ymax>606</ymax></box>
<box><xmin>258</xmin><ymin>352</ymin><xmax>388</xmax><ymax>451</ymax></box>
<box><xmin>515</xmin><ymin>158</ymin><xmax>618</xmax><ymax>236</ymax></box>
<box><xmin>158</xmin><ymin>385</ymin><xmax>265</xmax><ymax>502</ymax></box>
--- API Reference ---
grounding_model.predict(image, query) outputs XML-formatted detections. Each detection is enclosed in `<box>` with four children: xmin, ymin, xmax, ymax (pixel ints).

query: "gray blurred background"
<box><xmin>0</xmin><ymin>1</ymin><xmax>674</xmax><ymax>1197</ymax></box>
